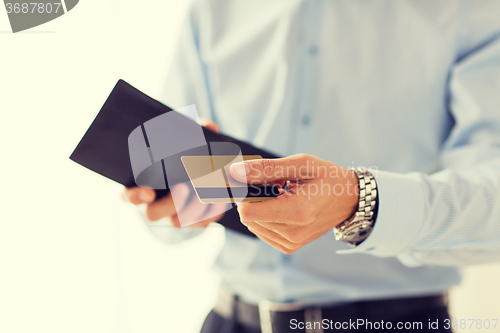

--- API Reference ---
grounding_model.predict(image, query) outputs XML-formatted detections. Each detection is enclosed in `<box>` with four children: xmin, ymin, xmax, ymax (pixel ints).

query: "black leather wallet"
<box><xmin>70</xmin><ymin>80</ymin><xmax>280</xmax><ymax>237</ymax></box>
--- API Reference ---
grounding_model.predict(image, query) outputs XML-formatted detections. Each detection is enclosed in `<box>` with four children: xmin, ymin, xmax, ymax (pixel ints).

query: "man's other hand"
<box><xmin>121</xmin><ymin>184</ymin><xmax>226</xmax><ymax>228</ymax></box>
<box><xmin>229</xmin><ymin>154</ymin><xmax>360</xmax><ymax>254</ymax></box>
<box><xmin>121</xmin><ymin>118</ymin><xmax>226</xmax><ymax>228</ymax></box>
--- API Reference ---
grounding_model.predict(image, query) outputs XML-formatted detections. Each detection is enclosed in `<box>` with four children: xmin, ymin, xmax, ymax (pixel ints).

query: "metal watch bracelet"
<box><xmin>333</xmin><ymin>168</ymin><xmax>377</xmax><ymax>246</ymax></box>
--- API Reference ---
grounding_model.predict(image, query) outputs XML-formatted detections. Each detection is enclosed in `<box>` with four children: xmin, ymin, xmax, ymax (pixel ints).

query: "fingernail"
<box><xmin>140</xmin><ymin>191</ymin><xmax>153</xmax><ymax>202</ymax></box>
<box><xmin>232</xmin><ymin>162</ymin><xmax>250</xmax><ymax>176</ymax></box>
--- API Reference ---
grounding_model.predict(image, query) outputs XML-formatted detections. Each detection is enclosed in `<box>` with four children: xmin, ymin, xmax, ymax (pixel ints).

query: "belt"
<box><xmin>213</xmin><ymin>286</ymin><xmax>448</xmax><ymax>333</ymax></box>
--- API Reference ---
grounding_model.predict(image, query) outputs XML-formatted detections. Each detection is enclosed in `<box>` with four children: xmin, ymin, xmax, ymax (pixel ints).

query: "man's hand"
<box><xmin>122</xmin><ymin>183</ymin><xmax>226</xmax><ymax>228</ymax></box>
<box><xmin>122</xmin><ymin>118</ymin><xmax>226</xmax><ymax>228</ymax></box>
<box><xmin>229</xmin><ymin>154</ymin><xmax>359</xmax><ymax>254</ymax></box>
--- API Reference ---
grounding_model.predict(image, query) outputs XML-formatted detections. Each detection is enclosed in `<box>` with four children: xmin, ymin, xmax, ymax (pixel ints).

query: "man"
<box><xmin>123</xmin><ymin>0</ymin><xmax>500</xmax><ymax>332</ymax></box>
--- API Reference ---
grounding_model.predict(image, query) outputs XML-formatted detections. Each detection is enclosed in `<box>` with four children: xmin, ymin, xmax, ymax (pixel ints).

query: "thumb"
<box><xmin>229</xmin><ymin>154</ymin><xmax>316</xmax><ymax>184</ymax></box>
<box><xmin>198</xmin><ymin>118</ymin><xmax>220</xmax><ymax>133</ymax></box>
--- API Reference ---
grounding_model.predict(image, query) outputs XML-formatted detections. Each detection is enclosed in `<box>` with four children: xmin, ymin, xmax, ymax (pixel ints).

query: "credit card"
<box><xmin>181</xmin><ymin>155</ymin><xmax>281</xmax><ymax>204</ymax></box>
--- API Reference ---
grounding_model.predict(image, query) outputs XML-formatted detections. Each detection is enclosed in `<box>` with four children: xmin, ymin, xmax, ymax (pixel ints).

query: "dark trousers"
<box><xmin>200</xmin><ymin>305</ymin><xmax>453</xmax><ymax>333</ymax></box>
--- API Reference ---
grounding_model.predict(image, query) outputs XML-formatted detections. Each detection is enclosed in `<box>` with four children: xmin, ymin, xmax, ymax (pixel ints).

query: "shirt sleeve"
<box><xmin>338</xmin><ymin>0</ymin><xmax>500</xmax><ymax>267</ymax></box>
<box><xmin>142</xmin><ymin>0</ymin><xmax>212</xmax><ymax>245</ymax></box>
<box><xmin>160</xmin><ymin>0</ymin><xmax>215</xmax><ymax>120</ymax></box>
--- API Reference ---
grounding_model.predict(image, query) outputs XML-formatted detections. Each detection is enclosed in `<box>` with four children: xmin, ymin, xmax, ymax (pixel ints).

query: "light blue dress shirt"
<box><xmin>148</xmin><ymin>0</ymin><xmax>500</xmax><ymax>305</ymax></box>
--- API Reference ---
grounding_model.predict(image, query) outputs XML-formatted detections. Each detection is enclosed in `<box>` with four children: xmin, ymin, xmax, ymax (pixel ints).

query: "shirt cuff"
<box><xmin>336</xmin><ymin>170</ymin><xmax>425</xmax><ymax>257</ymax></box>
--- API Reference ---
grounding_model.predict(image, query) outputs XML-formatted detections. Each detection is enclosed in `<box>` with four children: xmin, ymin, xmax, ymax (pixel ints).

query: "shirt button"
<box><xmin>309</xmin><ymin>45</ymin><xmax>318</xmax><ymax>54</ymax></box>
<box><xmin>301</xmin><ymin>115</ymin><xmax>311</xmax><ymax>126</ymax></box>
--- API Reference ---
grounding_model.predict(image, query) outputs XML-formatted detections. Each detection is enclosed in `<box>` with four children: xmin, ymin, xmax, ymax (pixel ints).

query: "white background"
<box><xmin>0</xmin><ymin>1</ymin><xmax>499</xmax><ymax>332</ymax></box>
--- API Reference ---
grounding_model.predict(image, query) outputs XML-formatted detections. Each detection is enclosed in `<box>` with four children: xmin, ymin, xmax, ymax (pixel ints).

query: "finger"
<box><xmin>284</xmin><ymin>181</ymin><xmax>308</xmax><ymax>195</ymax></box>
<box><xmin>165</xmin><ymin>215</ymin><xmax>181</xmax><ymax>228</ymax></box>
<box><xmin>253</xmin><ymin>221</ymin><xmax>322</xmax><ymax>244</ymax></box>
<box><xmin>247</xmin><ymin>223</ymin><xmax>299</xmax><ymax>254</ymax></box>
<box><xmin>146</xmin><ymin>183</ymin><xmax>194</xmax><ymax>221</ymax></box>
<box><xmin>237</xmin><ymin>193</ymin><xmax>301</xmax><ymax>223</ymax></box>
<box><xmin>198</xmin><ymin>202</ymin><xmax>228</xmax><ymax>224</ymax></box>
<box><xmin>229</xmin><ymin>154</ymin><xmax>321</xmax><ymax>184</ymax></box>
<box><xmin>275</xmin><ymin>180</ymin><xmax>286</xmax><ymax>188</ymax></box>
<box><xmin>168</xmin><ymin>183</ymin><xmax>194</xmax><ymax>214</ymax></box>
<box><xmin>122</xmin><ymin>187</ymin><xmax>155</xmax><ymax>205</ymax></box>
<box><xmin>171</xmin><ymin>203</ymin><xmax>226</xmax><ymax>228</ymax></box>
<box><xmin>246</xmin><ymin>221</ymin><xmax>303</xmax><ymax>246</ymax></box>
<box><xmin>172</xmin><ymin>195</ymin><xmax>210</xmax><ymax>226</ymax></box>
<box><xmin>198</xmin><ymin>118</ymin><xmax>220</xmax><ymax>133</ymax></box>
<box><xmin>252</xmin><ymin>221</ymin><xmax>294</xmax><ymax>240</ymax></box>
<box><xmin>144</xmin><ymin>194</ymin><xmax>176</xmax><ymax>221</ymax></box>
<box><xmin>173</xmin><ymin>193</ymin><xmax>230</xmax><ymax>227</ymax></box>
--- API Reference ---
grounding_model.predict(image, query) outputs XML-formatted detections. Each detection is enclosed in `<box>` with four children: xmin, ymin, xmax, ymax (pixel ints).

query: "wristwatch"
<box><xmin>333</xmin><ymin>168</ymin><xmax>378</xmax><ymax>246</ymax></box>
